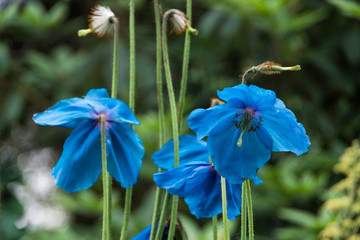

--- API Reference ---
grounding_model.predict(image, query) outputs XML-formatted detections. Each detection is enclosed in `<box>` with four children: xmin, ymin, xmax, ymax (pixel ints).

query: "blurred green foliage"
<box><xmin>1</xmin><ymin>0</ymin><xmax>360</xmax><ymax>239</ymax></box>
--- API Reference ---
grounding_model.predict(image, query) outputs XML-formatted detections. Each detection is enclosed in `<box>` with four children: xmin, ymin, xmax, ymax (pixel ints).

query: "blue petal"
<box><xmin>106</xmin><ymin>122</ymin><xmax>144</xmax><ymax>188</ymax></box>
<box><xmin>252</xmin><ymin>176</ymin><xmax>263</xmax><ymax>185</ymax></box>
<box><xmin>187</xmin><ymin>104</ymin><xmax>237</xmax><ymax>139</ymax></box>
<box><xmin>51</xmin><ymin>120</ymin><xmax>102</xmax><ymax>193</ymax></box>
<box><xmin>217</xmin><ymin>84</ymin><xmax>276</xmax><ymax>110</ymax></box>
<box><xmin>85</xmin><ymin>88</ymin><xmax>110</xmax><ymax>99</ymax></box>
<box><xmin>153</xmin><ymin>163</ymin><xmax>201</xmax><ymax>197</ymax></box>
<box><xmin>33</xmin><ymin>97</ymin><xmax>95</xmax><ymax>128</ymax></box>
<box><xmin>152</xmin><ymin>135</ymin><xmax>209</xmax><ymax>170</ymax></box>
<box><xmin>207</xmin><ymin>125</ymin><xmax>272</xmax><ymax>184</ymax></box>
<box><xmin>85</xmin><ymin>98</ymin><xmax>140</xmax><ymax>125</ymax></box>
<box><xmin>183</xmin><ymin>163</ymin><xmax>242</xmax><ymax>219</ymax></box>
<box><xmin>132</xmin><ymin>224</ymin><xmax>151</xmax><ymax>240</ymax></box>
<box><xmin>261</xmin><ymin>99</ymin><xmax>311</xmax><ymax>156</ymax></box>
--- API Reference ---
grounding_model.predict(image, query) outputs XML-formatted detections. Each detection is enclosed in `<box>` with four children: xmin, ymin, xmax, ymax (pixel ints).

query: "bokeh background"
<box><xmin>1</xmin><ymin>0</ymin><xmax>360</xmax><ymax>239</ymax></box>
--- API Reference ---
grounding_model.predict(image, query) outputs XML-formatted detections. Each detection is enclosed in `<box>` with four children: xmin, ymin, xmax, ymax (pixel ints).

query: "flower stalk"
<box><xmin>150</xmin><ymin>0</ymin><xmax>166</xmax><ymax>239</ymax></box>
<box><xmin>221</xmin><ymin>177</ymin><xmax>230</xmax><ymax>240</ymax></box>
<box><xmin>245</xmin><ymin>180</ymin><xmax>254</xmax><ymax>240</ymax></box>
<box><xmin>120</xmin><ymin>1</ymin><xmax>136</xmax><ymax>239</ymax></box>
<box><xmin>111</xmin><ymin>17</ymin><xmax>119</xmax><ymax>98</ymax></box>
<box><xmin>155</xmin><ymin>193</ymin><xmax>171</xmax><ymax>240</ymax></box>
<box><xmin>213</xmin><ymin>216</ymin><xmax>218</xmax><ymax>240</ymax></box>
<box><xmin>100</xmin><ymin>114</ymin><xmax>111</xmax><ymax>240</ymax></box>
<box><xmin>241</xmin><ymin>181</ymin><xmax>247</xmax><ymax>240</ymax></box>
<box><xmin>162</xmin><ymin>10</ymin><xmax>180</xmax><ymax>240</ymax></box>
<box><xmin>177</xmin><ymin>0</ymin><xmax>193</xmax><ymax>130</ymax></box>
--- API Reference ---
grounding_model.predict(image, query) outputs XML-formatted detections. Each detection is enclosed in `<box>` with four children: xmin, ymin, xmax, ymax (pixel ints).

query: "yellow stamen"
<box><xmin>237</xmin><ymin>129</ymin><xmax>247</xmax><ymax>147</ymax></box>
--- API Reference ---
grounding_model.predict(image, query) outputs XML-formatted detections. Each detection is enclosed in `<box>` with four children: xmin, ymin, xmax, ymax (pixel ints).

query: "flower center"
<box><xmin>232</xmin><ymin>108</ymin><xmax>262</xmax><ymax>147</ymax></box>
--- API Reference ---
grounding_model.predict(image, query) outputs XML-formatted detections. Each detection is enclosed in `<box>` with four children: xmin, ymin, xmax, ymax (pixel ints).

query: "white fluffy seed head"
<box><xmin>169</xmin><ymin>9</ymin><xmax>188</xmax><ymax>35</ymax></box>
<box><xmin>89</xmin><ymin>5</ymin><xmax>116</xmax><ymax>38</ymax></box>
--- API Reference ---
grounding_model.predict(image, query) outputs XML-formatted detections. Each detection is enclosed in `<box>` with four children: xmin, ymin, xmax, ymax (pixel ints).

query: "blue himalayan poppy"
<box><xmin>131</xmin><ymin>223</ymin><xmax>169</xmax><ymax>240</ymax></box>
<box><xmin>187</xmin><ymin>84</ymin><xmax>310</xmax><ymax>184</ymax></box>
<box><xmin>33</xmin><ymin>89</ymin><xmax>144</xmax><ymax>193</ymax></box>
<box><xmin>153</xmin><ymin>135</ymin><xmax>248</xmax><ymax>220</ymax></box>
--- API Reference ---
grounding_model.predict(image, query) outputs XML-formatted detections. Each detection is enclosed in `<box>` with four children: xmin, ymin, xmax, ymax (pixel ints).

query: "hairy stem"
<box><xmin>150</xmin><ymin>1</ymin><xmax>165</xmax><ymax>239</ymax></box>
<box><xmin>101</xmin><ymin>115</ymin><xmax>111</xmax><ymax>240</ymax></box>
<box><xmin>221</xmin><ymin>177</ymin><xmax>230</xmax><ymax>240</ymax></box>
<box><xmin>162</xmin><ymin>10</ymin><xmax>180</xmax><ymax>240</ymax></box>
<box><xmin>177</xmin><ymin>0</ymin><xmax>192</xmax><ymax>130</ymax></box>
<box><xmin>245</xmin><ymin>180</ymin><xmax>254</xmax><ymax>240</ymax></box>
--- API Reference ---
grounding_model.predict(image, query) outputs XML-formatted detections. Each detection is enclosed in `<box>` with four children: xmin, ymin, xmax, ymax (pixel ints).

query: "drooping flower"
<box><xmin>153</xmin><ymin>135</ymin><xmax>248</xmax><ymax>220</ymax></box>
<box><xmin>33</xmin><ymin>89</ymin><xmax>144</xmax><ymax>193</ymax></box>
<box><xmin>78</xmin><ymin>5</ymin><xmax>117</xmax><ymax>38</ymax></box>
<box><xmin>187</xmin><ymin>84</ymin><xmax>310</xmax><ymax>184</ymax></box>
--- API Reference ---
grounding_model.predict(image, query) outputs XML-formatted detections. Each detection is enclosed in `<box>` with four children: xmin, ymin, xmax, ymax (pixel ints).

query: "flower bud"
<box><xmin>165</xmin><ymin>9</ymin><xmax>198</xmax><ymax>35</ymax></box>
<box><xmin>78</xmin><ymin>5</ymin><xmax>118</xmax><ymax>38</ymax></box>
<box><xmin>210</xmin><ymin>98</ymin><xmax>225</xmax><ymax>107</ymax></box>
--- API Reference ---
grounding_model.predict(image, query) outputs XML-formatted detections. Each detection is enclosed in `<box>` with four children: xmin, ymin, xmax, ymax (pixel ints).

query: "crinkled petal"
<box><xmin>85</xmin><ymin>88</ymin><xmax>110</xmax><ymax>99</ymax></box>
<box><xmin>85</xmin><ymin>98</ymin><xmax>140</xmax><ymax>125</ymax></box>
<box><xmin>153</xmin><ymin>163</ymin><xmax>201</xmax><ymax>197</ymax></box>
<box><xmin>33</xmin><ymin>97</ymin><xmax>95</xmax><ymax>128</ymax></box>
<box><xmin>183</xmin><ymin>163</ymin><xmax>242</xmax><ymax>219</ymax></box>
<box><xmin>217</xmin><ymin>84</ymin><xmax>276</xmax><ymax>110</ymax></box>
<box><xmin>208</xmin><ymin>125</ymin><xmax>272</xmax><ymax>184</ymax></box>
<box><xmin>152</xmin><ymin>135</ymin><xmax>209</xmax><ymax>170</ymax></box>
<box><xmin>51</xmin><ymin>120</ymin><xmax>101</xmax><ymax>193</ymax></box>
<box><xmin>187</xmin><ymin>104</ymin><xmax>237</xmax><ymax>139</ymax></box>
<box><xmin>106</xmin><ymin>122</ymin><xmax>144</xmax><ymax>188</ymax></box>
<box><xmin>261</xmin><ymin>98</ymin><xmax>310</xmax><ymax>156</ymax></box>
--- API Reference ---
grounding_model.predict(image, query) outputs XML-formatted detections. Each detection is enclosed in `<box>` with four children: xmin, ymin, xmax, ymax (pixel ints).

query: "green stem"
<box><xmin>177</xmin><ymin>0</ymin><xmax>192</xmax><ymax>130</ymax></box>
<box><xmin>162</xmin><ymin>10</ymin><xmax>180</xmax><ymax>240</ymax></box>
<box><xmin>241</xmin><ymin>181</ymin><xmax>247</xmax><ymax>240</ymax></box>
<box><xmin>155</xmin><ymin>192</ymin><xmax>171</xmax><ymax>240</ymax></box>
<box><xmin>111</xmin><ymin>18</ymin><xmax>119</xmax><ymax>98</ymax></box>
<box><xmin>212</xmin><ymin>216</ymin><xmax>218</xmax><ymax>240</ymax></box>
<box><xmin>129</xmin><ymin>0</ymin><xmax>136</xmax><ymax>111</ymax></box>
<box><xmin>221</xmin><ymin>177</ymin><xmax>230</xmax><ymax>240</ymax></box>
<box><xmin>245</xmin><ymin>180</ymin><xmax>254</xmax><ymax>240</ymax></box>
<box><xmin>120</xmin><ymin>187</ymin><xmax>132</xmax><ymax>240</ymax></box>
<box><xmin>150</xmin><ymin>1</ymin><xmax>165</xmax><ymax>239</ymax></box>
<box><xmin>101</xmin><ymin>115</ymin><xmax>111</xmax><ymax>240</ymax></box>
<box><xmin>120</xmin><ymin>1</ymin><xmax>136</xmax><ymax>239</ymax></box>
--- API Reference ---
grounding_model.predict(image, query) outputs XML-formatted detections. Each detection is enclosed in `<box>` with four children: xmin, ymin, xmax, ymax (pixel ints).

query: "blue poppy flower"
<box><xmin>131</xmin><ymin>223</ymin><xmax>169</xmax><ymax>240</ymax></box>
<box><xmin>187</xmin><ymin>84</ymin><xmax>311</xmax><ymax>184</ymax></box>
<box><xmin>33</xmin><ymin>89</ymin><xmax>144</xmax><ymax>193</ymax></box>
<box><xmin>153</xmin><ymin>135</ymin><xmax>245</xmax><ymax>220</ymax></box>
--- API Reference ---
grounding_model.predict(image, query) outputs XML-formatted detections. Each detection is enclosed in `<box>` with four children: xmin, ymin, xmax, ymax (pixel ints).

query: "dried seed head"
<box><xmin>88</xmin><ymin>5</ymin><xmax>117</xmax><ymax>38</ymax></box>
<box><xmin>169</xmin><ymin>9</ymin><xmax>188</xmax><ymax>35</ymax></box>
<box><xmin>165</xmin><ymin>9</ymin><xmax>198</xmax><ymax>35</ymax></box>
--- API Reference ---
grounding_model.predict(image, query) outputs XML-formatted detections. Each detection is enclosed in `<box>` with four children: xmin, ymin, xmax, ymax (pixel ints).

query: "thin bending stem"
<box><xmin>221</xmin><ymin>177</ymin><xmax>230</xmax><ymax>240</ymax></box>
<box><xmin>150</xmin><ymin>1</ymin><xmax>165</xmax><ymax>239</ymax></box>
<box><xmin>162</xmin><ymin>11</ymin><xmax>180</xmax><ymax>240</ymax></box>
<box><xmin>120</xmin><ymin>1</ymin><xmax>136</xmax><ymax>239</ymax></box>
<box><xmin>241</xmin><ymin>181</ymin><xmax>247</xmax><ymax>240</ymax></box>
<box><xmin>177</xmin><ymin>0</ymin><xmax>192</xmax><ymax>130</ymax></box>
<box><xmin>212</xmin><ymin>216</ymin><xmax>218</xmax><ymax>240</ymax></box>
<box><xmin>120</xmin><ymin>187</ymin><xmax>132</xmax><ymax>240</ymax></box>
<box><xmin>155</xmin><ymin>192</ymin><xmax>171</xmax><ymax>240</ymax></box>
<box><xmin>111</xmin><ymin>18</ymin><xmax>119</xmax><ymax>98</ymax></box>
<box><xmin>245</xmin><ymin>180</ymin><xmax>254</xmax><ymax>240</ymax></box>
<box><xmin>101</xmin><ymin>115</ymin><xmax>111</xmax><ymax>240</ymax></box>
